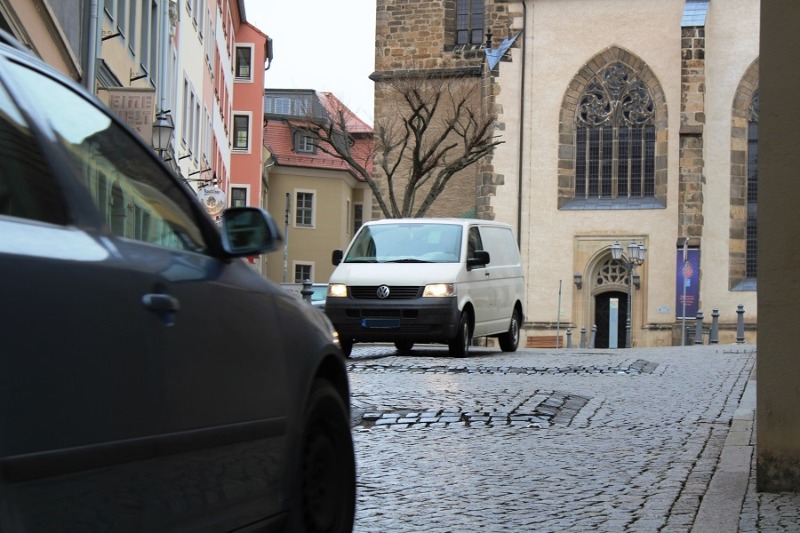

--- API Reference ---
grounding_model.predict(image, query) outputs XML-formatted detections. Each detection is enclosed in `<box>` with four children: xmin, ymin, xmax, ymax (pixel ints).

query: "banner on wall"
<box><xmin>676</xmin><ymin>248</ymin><xmax>701</xmax><ymax>319</ymax></box>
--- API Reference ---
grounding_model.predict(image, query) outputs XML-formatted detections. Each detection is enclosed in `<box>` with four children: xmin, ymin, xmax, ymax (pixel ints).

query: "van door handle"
<box><xmin>484</xmin><ymin>272</ymin><xmax>490</xmax><ymax>277</ymax></box>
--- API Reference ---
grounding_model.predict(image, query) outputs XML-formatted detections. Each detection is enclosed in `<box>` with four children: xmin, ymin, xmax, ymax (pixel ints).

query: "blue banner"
<box><xmin>676</xmin><ymin>248</ymin><xmax>700</xmax><ymax>319</ymax></box>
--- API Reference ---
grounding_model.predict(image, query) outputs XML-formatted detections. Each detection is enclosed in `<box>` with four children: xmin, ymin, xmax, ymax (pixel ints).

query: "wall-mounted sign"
<box><xmin>100</xmin><ymin>87</ymin><xmax>156</xmax><ymax>142</ymax></box>
<box><xmin>675</xmin><ymin>248</ymin><xmax>700</xmax><ymax>319</ymax></box>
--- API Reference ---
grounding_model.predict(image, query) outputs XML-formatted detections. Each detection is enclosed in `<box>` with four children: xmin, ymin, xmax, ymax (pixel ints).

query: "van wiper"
<box><xmin>384</xmin><ymin>258</ymin><xmax>431</xmax><ymax>263</ymax></box>
<box><xmin>345</xmin><ymin>258</ymin><xmax>379</xmax><ymax>263</ymax></box>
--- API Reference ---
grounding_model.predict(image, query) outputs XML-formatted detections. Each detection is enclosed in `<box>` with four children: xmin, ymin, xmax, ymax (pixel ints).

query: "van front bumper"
<box><xmin>324</xmin><ymin>296</ymin><xmax>460</xmax><ymax>344</ymax></box>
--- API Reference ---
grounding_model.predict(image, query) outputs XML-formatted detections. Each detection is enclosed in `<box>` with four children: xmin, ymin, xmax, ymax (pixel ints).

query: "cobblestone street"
<box><xmin>344</xmin><ymin>343</ymin><xmax>799</xmax><ymax>532</ymax></box>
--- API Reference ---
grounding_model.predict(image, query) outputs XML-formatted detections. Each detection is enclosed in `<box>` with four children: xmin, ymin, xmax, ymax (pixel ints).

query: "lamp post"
<box><xmin>611</xmin><ymin>240</ymin><xmax>647</xmax><ymax>348</ymax></box>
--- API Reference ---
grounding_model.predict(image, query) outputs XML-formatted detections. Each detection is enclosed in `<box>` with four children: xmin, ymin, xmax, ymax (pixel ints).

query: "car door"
<box><xmin>5</xmin><ymin>58</ymin><xmax>290</xmax><ymax>528</ymax></box>
<box><xmin>464</xmin><ymin>225</ymin><xmax>494</xmax><ymax>336</ymax></box>
<box><xmin>0</xmin><ymin>59</ymin><xmax>161</xmax><ymax>530</ymax></box>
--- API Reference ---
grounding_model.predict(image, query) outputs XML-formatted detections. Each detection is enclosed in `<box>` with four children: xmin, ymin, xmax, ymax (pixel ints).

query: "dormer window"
<box><xmin>293</xmin><ymin>130</ymin><xmax>316</xmax><ymax>154</ymax></box>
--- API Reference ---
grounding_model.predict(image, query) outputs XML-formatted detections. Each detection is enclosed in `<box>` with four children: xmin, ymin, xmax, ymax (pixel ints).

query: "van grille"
<box><xmin>350</xmin><ymin>286</ymin><xmax>421</xmax><ymax>299</ymax></box>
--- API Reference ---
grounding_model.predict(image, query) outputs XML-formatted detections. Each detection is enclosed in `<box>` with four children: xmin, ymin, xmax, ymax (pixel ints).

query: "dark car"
<box><xmin>0</xmin><ymin>33</ymin><xmax>354</xmax><ymax>532</ymax></box>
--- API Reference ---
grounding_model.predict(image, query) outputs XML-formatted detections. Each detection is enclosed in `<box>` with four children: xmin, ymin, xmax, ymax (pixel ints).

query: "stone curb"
<box><xmin>692</xmin><ymin>366</ymin><xmax>757</xmax><ymax>532</ymax></box>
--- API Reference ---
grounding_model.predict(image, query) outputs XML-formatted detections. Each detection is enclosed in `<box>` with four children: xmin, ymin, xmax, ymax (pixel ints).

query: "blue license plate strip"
<box><xmin>362</xmin><ymin>318</ymin><xmax>400</xmax><ymax>329</ymax></box>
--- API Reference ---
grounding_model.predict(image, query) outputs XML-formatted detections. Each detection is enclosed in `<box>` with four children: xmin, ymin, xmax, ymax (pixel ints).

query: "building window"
<box><xmin>293</xmin><ymin>130</ymin><xmax>316</xmax><ymax>153</ymax></box>
<box><xmin>456</xmin><ymin>0</ymin><xmax>484</xmax><ymax>45</ymax></box>
<box><xmin>353</xmin><ymin>203</ymin><xmax>363</xmax><ymax>234</ymax></box>
<box><xmin>295</xmin><ymin>191</ymin><xmax>315</xmax><ymax>227</ymax></box>
<box><xmin>746</xmin><ymin>90</ymin><xmax>759</xmax><ymax>279</ymax></box>
<box><xmin>575</xmin><ymin>62</ymin><xmax>655</xmax><ymax>200</ymax></box>
<box><xmin>235</xmin><ymin>45</ymin><xmax>253</xmax><ymax>80</ymax></box>
<box><xmin>128</xmin><ymin>0</ymin><xmax>136</xmax><ymax>54</ymax></box>
<box><xmin>264</xmin><ymin>93</ymin><xmax>314</xmax><ymax>117</ymax></box>
<box><xmin>273</xmin><ymin>97</ymin><xmax>292</xmax><ymax>115</ymax></box>
<box><xmin>294</xmin><ymin>263</ymin><xmax>313</xmax><ymax>283</ymax></box>
<box><xmin>729</xmin><ymin>61</ymin><xmax>759</xmax><ymax>291</ymax></box>
<box><xmin>231</xmin><ymin>187</ymin><xmax>247</xmax><ymax>207</ymax></box>
<box><xmin>233</xmin><ymin>114</ymin><xmax>250</xmax><ymax>151</ymax></box>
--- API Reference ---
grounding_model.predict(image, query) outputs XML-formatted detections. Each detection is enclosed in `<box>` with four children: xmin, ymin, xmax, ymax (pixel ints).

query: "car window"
<box><xmin>0</xmin><ymin>77</ymin><xmax>68</xmax><ymax>225</ymax></box>
<box><xmin>6</xmin><ymin>61</ymin><xmax>207</xmax><ymax>253</ymax></box>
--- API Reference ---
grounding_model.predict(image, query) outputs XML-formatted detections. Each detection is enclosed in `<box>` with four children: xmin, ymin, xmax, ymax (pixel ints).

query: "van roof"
<box><xmin>362</xmin><ymin>218</ymin><xmax>512</xmax><ymax>228</ymax></box>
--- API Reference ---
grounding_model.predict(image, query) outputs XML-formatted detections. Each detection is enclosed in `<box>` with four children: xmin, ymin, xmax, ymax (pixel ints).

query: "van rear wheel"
<box><xmin>394</xmin><ymin>341</ymin><xmax>414</xmax><ymax>353</ymax></box>
<box><xmin>498</xmin><ymin>308</ymin><xmax>521</xmax><ymax>352</ymax></box>
<box><xmin>448</xmin><ymin>312</ymin><xmax>470</xmax><ymax>358</ymax></box>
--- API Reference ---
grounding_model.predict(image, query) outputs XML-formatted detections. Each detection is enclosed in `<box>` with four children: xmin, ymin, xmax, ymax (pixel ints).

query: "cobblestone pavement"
<box><xmin>344</xmin><ymin>343</ymin><xmax>797</xmax><ymax>532</ymax></box>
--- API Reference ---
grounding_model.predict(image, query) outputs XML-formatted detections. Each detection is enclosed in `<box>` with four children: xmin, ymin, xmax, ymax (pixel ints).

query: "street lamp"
<box><xmin>611</xmin><ymin>240</ymin><xmax>647</xmax><ymax>348</ymax></box>
<box><xmin>151</xmin><ymin>111</ymin><xmax>174</xmax><ymax>158</ymax></box>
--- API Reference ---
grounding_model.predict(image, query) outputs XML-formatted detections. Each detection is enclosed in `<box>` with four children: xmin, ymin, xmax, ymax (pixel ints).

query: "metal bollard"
<box><xmin>589</xmin><ymin>325</ymin><xmax>597</xmax><ymax>349</ymax></box>
<box><xmin>301</xmin><ymin>279</ymin><xmax>313</xmax><ymax>303</ymax></box>
<box><xmin>694</xmin><ymin>310</ymin><xmax>704</xmax><ymax>345</ymax></box>
<box><xmin>566</xmin><ymin>328</ymin><xmax>573</xmax><ymax>348</ymax></box>
<box><xmin>580</xmin><ymin>327</ymin><xmax>586</xmax><ymax>348</ymax></box>
<box><xmin>736</xmin><ymin>304</ymin><xmax>745</xmax><ymax>344</ymax></box>
<box><xmin>710</xmin><ymin>308</ymin><xmax>720</xmax><ymax>344</ymax></box>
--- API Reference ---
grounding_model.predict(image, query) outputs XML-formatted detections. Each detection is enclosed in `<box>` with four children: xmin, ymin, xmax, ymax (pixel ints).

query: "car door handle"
<box><xmin>143</xmin><ymin>293</ymin><xmax>180</xmax><ymax>311</ymax></box>
<box><xmin>142</xmin><ymin>293</ymin><xmax>180</xmax><ymax>326</ymax></box>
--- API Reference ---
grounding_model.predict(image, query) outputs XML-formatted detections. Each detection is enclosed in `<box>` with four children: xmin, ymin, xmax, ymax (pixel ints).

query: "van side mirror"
<box><xmin>332</xmin><ymin>249</ymin><xmax>343</xmax><ymax>266</ymax></box>
<box><xmin>467</xmin><ymin>250</ymin><xmax>490</xmax><ymax>269</ymax></box>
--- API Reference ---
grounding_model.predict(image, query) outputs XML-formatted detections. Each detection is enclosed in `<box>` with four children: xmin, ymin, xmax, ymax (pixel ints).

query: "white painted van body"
<box><xmin>324</xmin><ymin>219</ymin><xmax>524</xmax><ymax>357</ymax></box>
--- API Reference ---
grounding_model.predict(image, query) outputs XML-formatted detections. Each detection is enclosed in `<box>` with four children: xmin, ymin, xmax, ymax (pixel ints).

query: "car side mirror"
<box><xmin>467</xmin><ymin>250</ymin><xmax>490</xmax><ymax>269</ymax></box>
<box><xmin>332</xmin><ymin>249</ymin><xmax>343</xmax><ymax>266</ymax></box>
<box><xmin>220</xmin><ymin>207</ymin><xmax>282</xmax><ymax>257</ymax></box>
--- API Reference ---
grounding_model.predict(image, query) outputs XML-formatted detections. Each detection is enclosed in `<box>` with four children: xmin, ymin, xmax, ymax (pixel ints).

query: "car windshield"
<box><xmin>344</xmin><ymin>223</ymin><xmax>462</xmax><ymax>263</ymax></box>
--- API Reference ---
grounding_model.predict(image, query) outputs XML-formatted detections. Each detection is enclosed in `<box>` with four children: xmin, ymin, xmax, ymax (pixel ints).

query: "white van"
<box><xmin>325</xmin><ymin>218</ymin><xmax>524</xmax><ymax>357</ymax></box>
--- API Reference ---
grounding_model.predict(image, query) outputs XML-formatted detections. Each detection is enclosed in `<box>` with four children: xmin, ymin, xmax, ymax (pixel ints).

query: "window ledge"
<box><xmin>731</xmin><ymin>278</ymin><xmax>757</xmax><ymax>292</ymax></box>
<box><xmin>559</xmin><ymin>196</ymin><xmax>666</xmax><ymax>210</ymax></box>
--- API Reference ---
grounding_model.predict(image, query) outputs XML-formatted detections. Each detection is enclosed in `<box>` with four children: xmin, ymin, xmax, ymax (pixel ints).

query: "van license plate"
<box><xmin>362</xmin><ymin>318</ymin><xmax>400</xmax><ymax>329</ymax></box>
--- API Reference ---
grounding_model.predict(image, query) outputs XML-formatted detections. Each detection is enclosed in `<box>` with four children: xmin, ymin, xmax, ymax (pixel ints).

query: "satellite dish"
<box><xmin>196</xmin><ymin>185</ymin><xmax>227</xmax><ymax>217</ymax></box>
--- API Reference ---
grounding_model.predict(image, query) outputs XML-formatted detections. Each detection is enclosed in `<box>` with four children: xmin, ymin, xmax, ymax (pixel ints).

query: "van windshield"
<box><xmin>345</xmin><ymin>223</ymin><xmax>463</xmax><ymax>263</ymax></box>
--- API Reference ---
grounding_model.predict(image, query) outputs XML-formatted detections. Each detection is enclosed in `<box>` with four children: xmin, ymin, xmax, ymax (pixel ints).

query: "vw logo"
<box><xmin>376</xmin><ymin>285</ymin><xmax>391</xmax><ymax>299</ymax></box>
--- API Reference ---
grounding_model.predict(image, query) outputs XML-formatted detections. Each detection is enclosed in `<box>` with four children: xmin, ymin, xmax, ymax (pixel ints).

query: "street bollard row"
<box><xmin>562</xmin><ymin>305</ymin><xmax>746</xmax><ymax>348</ymax></box>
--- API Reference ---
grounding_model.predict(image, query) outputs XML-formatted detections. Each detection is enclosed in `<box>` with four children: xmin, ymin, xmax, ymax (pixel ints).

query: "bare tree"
<box><xmin>293</xmin><ymin>75</ymin><xmax>503</xmax><ymax>218</ymax></box>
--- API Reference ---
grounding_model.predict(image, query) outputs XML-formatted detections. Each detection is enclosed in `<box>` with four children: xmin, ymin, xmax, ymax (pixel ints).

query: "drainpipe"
<box><xmin>158</xmin><ymin>0</ymin><xmax>170</xmax><ymax>114</ymax></box>
<box><xmin>85</xmin><ymin>0</ymin><xmax>99</xmax><ymax>92</ymax></box>
<box><xmin>516</xmin><ymin>0</ymin><xmax>528</xmax><ymax>247</ymax></box>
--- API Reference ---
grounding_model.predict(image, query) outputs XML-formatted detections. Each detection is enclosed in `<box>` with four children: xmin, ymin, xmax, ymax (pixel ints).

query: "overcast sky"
<box><xmin>243</xmin><ymin>0</ymin><xmax>377</xmax><ymax>125</ymax></box>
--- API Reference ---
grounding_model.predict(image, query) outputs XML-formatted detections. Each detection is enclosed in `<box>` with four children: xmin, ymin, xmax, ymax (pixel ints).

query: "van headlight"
<box><xmin>328</xmin><ymin>284</ymin><xmax>348</xmax><ymax>298</ymax></box>
<box><xmin>423</xmin><ymin>283</ymin><xmax>455</xmax><ymax>297</ymax></box>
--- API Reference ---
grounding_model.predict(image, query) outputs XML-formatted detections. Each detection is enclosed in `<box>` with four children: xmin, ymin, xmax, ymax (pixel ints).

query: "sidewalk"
<box><xmin>695</xmin><ymin>356</ymin><xmax>800</xmax><ymax>532</ymax></box>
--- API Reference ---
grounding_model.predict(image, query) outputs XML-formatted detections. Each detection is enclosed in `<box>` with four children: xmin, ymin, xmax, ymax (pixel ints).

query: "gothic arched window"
<box><xmin>575</xmin><ymin>62</ymin><xmax>656</xmax><ymax>199</ymax></box>
<box><xmin>746</xmin><ymin>90</ymin><xmax>759</xmax><ymax>279</ymax></box>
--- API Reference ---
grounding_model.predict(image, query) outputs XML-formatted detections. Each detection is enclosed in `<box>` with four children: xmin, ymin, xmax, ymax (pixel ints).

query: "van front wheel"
<box><xmin>449</xmin><ymin>312</ymin><xmax>470</xmax><ymax>358</ymax></box>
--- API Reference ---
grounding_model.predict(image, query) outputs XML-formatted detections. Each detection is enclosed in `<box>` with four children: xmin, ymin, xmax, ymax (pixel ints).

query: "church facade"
<box><xmin>373</xmin><ymin>0</ymin><xmax>758</xmax><ymax>347</ymax></box>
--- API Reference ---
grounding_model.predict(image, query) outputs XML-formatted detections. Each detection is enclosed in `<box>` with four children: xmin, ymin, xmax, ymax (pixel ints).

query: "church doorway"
<box><xmin>594</xmin><ymin>291</ymin><xmax>628</xmax><ymax>348</ymax></box>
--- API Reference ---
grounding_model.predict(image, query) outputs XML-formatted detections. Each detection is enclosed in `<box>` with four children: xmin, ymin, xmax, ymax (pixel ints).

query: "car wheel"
<box><xmin>448</xmin><ymin>312</ymin><xmax>470</xmax><ymax>358</ymax></box>
<box><xmin>394</xmin><ymin>341</ymin><xmax>414</xmax><ymax>353</ymax></box>
<box><xmin>339</xmin><ymin>338</ymin><xmax>353</xmax><ymax>358</ymax></box>
<box><xmin>295</xmin><ymin>378</ymin><xmax>355</xmax><ymax>533</ymax></box>
<box><xmin>498</xmin><ymin>308</ymin><xmax>521</xmax><ymax>352</ymax></box>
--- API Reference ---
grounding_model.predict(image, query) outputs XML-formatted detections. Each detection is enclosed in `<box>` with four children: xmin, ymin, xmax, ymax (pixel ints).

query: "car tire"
<box><xmin>293</xmin><ymin>378</ymin><xmax>356</xmax><ymax>533</ymax></box>
<box><xmin>339</xmin><ymin>338</ymin><xmax>353</xmax><ymax>358</ymax></box>
<box><xmin>448</xmin><ymin>312</ymin><xmax>470</xmax><ymax>358</ymax></box>
<box><xmin>498</xmin><ymin>308</ymin><xmax>521</xmax><ymax>352</ymax></box>
<box><xmin>394</xmin><ymin>341</ymin><xmax>414</xmax><ymax>353</ymax></box>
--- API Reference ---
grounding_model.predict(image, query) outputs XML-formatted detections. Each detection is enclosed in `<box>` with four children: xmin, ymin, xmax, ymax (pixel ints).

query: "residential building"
<box><xmin>0</xmin><ymin>0</ymin><xmax>270</xmax><ymax>228</ymax></box>
<box><xmin>373</xmin><ymin>0</ymin><xmax>759</xmax><ymax>348</ymax></box>
<box><xmin>263</xmin><ymin>89</ymin><xmax>373</xmax><ymax>286</ymax></box>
